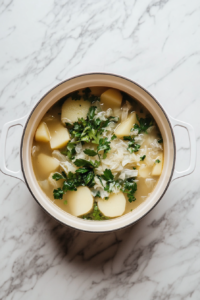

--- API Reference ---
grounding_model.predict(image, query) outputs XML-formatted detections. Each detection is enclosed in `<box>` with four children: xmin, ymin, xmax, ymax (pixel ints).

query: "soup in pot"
<box><xmin>32</xmin><ymin>87</ymin><xmax>164</xmax><ymax>220</ymax></box>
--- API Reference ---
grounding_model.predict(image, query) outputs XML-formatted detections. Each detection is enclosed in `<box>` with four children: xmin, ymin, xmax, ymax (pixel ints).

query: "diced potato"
<box><xmin>36</xmin><ymin>153</ymin><xmax>60</xmax><ymax>177</ymax></box>
<box><xmin>98</xmin><ymin>192</ymin><xmax>126</xmax><ymax>218</ymax></box>
<box><xmin>114</xmin><ymin>112</ymin><xmax>137</xmax><ymax>138</ymax></box>
<box><xmin>61</xmin><ymin>97</ymin><xmax>91</xmax><ymax>123</ymax></box>
<box><xmin>100</xmin><ymin>88</ymin><xmax>122</xmax><ymax>109</ymax></box>
<box><xmin>138</xmin><ymin>164</ymin><xmax>152</xmax><ymax>178</ymax></box>
<box><xmin>48</xmin><ymin>172</ymin><xmax>64</xmax><ymax>189</ymax></box>
<box><xmin>35</xmin><ymin>122</ymin><xmax>50</xmax><ymax>142</ymax></box>
<box><xmin>66</xmin><ymin>186</ymin><xmax>94</xmax><ymax>217</ymax></box>
<box><xmin>49</xmin><ymin>123</ymin><xmax>70</xmax><ymax>150</ymax></box>
<box><xmin>152</xmin><ymin>153</ymin><xmax>163</xmax><ymax>176</ymax></box>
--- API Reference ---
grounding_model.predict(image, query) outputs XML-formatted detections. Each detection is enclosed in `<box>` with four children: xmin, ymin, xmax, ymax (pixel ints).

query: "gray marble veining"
<box><xmin>0</xmin><ymin>0</ymin><xmax>200</xmax><ymax>299</ymax></box>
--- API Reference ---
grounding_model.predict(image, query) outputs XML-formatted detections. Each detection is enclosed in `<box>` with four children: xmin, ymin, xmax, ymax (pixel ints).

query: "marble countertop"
<box><xmin>1</xmin><ymin>0</ymin><xmax>200</xmax><ymax>299</ymax></box>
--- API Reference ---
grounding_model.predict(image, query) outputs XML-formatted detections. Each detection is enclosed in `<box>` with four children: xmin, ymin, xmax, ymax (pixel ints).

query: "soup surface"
<box><xmin>32</xmin><ymin>87</ymin><xmax>164</xmax><ymax>220</ymax></box>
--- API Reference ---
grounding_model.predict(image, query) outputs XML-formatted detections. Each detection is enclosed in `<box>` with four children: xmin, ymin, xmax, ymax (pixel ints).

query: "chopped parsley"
<box><xmin>53</xmin><ymin>169</ymin><xmax>95</xmax><ymax>199</ymax></box>
<box><xmin>155</xmin><ymin>159</ymin><xmax>161</xmax><ymax>163</ymax></box>
<box><xmin>97</xmin><ymin>138</ymin><xmax>111</xmax><ymax>159</ymax></box>
<box><xmin>140</xmin><ymin>155</ymin><xmax>146</xmax><ymax>161</ymax></box>
<box><xmin>121</xmin><ymin>179</ymin><xmax>137</xmax><ymax>203</ymax></box>
<box><xmin>83</xmin><ymin>149</ymin><xmax>98</xmax><ymax>156</ymax></box>
<box><xmin>132</xmin><ymin>115</ymin><xmax>154</xmax><ymax>134</ymax></box>
<box><xmin>53</xmin><ymin>188</ymin><xmax>64</xmax><ymax>200</ymax></box>
<box><xmin>123</xmin><ymin>136</ymin><xmax>140</xmax><ymax>153</ymax></box>
<box><xmin>111</xmin><ymin>134</ymin><xmax>117</xmax><ymax>140</ymax></box>
<box><xmin>64</xmin><ymin>106</ymin><xmax>118</xmax><ymax>160</ymax></box>
<box><xmin>82</xmin><ymin>203</ymin><xmax>109</xmax><ymax>220</ymax></box>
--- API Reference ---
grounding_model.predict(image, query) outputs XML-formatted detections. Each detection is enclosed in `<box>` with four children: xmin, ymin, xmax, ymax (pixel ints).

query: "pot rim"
<box><xmin>20</xmin><ymin>72</ymin><xmax>176</xmax><ymax>232</ymax></box>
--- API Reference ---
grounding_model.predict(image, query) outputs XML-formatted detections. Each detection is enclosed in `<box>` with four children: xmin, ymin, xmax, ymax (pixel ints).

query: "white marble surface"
<box><xmin>0</xmin><ymin>0</ymin><xmax>200</xmax><ymax>299</ymax></box>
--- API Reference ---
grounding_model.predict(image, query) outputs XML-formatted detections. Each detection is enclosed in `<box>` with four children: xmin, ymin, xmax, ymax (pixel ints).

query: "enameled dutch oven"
<box><xmin>0</xmin><ymin>73</ymin><xmax>196</xmax><ymax>232</ymax></box>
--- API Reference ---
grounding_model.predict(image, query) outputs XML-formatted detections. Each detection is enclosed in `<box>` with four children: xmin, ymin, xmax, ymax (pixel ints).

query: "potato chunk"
<box><xmin>36</xmin><ymin>153</ymin><xmax>60</xmax><ymax>177</ymax></box>
<box><xmin>100</xmin><ymin>89</ymin><xmax>122</xmax><ymax>109</ymax></box>
<box><xmin>49</xmin><ymin>122</ymin><xmax>70</xmax><ymax>150</ymax></box>
<box><xmin>152</xmin><ymin>153</ymin><xmax>163</xmax><ymax>176</ymax></box>
<box><xmin>98</xmin><ymin>192</ymin><xmax>126</xmax><ymax>218</ymax></box>
<box><xmin>35</xmin><ymin>122</ymin><xmax>50</xmax><ymax>142</ymax></box>
<box><xmin>66</xmin><ymin>186</ymin><xmax>93</xmax><ymax>217</ymax></box>
<box><xmin>138</xmin><ymin>164</ymin><xmax>152</xmax><ymax>178</ymax></box>
<box><xmin>61</xmin><ymin>97</ymin><xmax>91</xmax><ymax>123</ymax></box>
<box><xmin>114</xmin><ymin>112</ymin><xmax>137</xmax><ymax>138</ymax></box>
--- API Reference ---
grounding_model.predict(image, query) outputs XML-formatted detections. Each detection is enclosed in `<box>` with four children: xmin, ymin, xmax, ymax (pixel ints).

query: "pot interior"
<box><xmin>21</xmin><ymin>73</ymin><xmax>175</xmax><ymax>232</ymax></box>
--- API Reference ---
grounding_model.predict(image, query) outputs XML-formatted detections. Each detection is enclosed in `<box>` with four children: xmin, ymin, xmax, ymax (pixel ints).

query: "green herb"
<box><xmin>74</xmin><ymin>159</ymin><xmax>100</xmax><ymax>168</ymax></box>
<box><xmin>111</xmin><ymin>134</ymin><xmax>117</xmax><ymax>140</ymax></box>
<box><xmin>95</xmin><ymin>191</ymin><xmax>101</xmax><ymax>198</ymax></box>
<box><xmin>140</xmin><ymin>155</ymin><xmax>146</xmax><ymax>161</ymax></box>
<box><xmin>132</xmin><ymin>115</ymin><xmax>154</xmax><ymax>134</ymax></box>
<box><xmin>61</xmin><ymin>142</ymin><xmax>76</xmax><ymax>160</ymax></box>
<box><xmin>97</xmin><ymin>138</ymin><xmax>111</xmax><ymax>158</ymax></box>
<box><xmin>121</xmin><ymin>179</ymin><xmax>137</xmax><ymax>203</ymax></box>
<box><xmin>82</xmin><ymin>87</ymin><xmax>100</xmax><ymax>103</ymax></box>
<box><xmin>82</xmin><ymin>203</ymin><xmax>109</xmax><ymax>220</ymax></box>
<box><xmin>64</xmin><ymin>106</ymin><xmax>118</xmax><ymax>150</ymax></box>
<box><xmin>101</xmin><ymin>169</ymin><xmax>114</xmax><ymax>181</ymax></box>
<box><xmin>123</xmin><ymin>136</ymin><xmax>140</xmax><ymax>153</ymax></box>
<box><xmin>105</xmin><ymin>197</ymin><xmax>109</xmax><ymax>200</ymax></box>
<box><xmin>52</xmin><ymin>173</ymin><xmax>65</xmax><ymax>181</ymax></box>
<box><xmin>64</xmin><ymin>200</ymin><xmax>67</xmax><ymax>205</ymax></box>
<box><xmin>155</xmin><ymin>159</ymin><xmax>161</xmax><ymax>163</ymax></box>
<box><xmin>53</xmin><ymin>188</ymin><xmax>64</xmax><ymax>199</ymax></box>
<box><xmin>75</xmin><ymin>167</ymin><xmax>91</xmax><ymax>174</ymax></box>
<box><xmin>83</xmin><ymin>149</ymin><xmax>98</xmax><ymax>156</ymax></box>
<box><xmin>133</xmin><ymin>167</ymin><xmax>136</xmax><ymax>170</ymax></box>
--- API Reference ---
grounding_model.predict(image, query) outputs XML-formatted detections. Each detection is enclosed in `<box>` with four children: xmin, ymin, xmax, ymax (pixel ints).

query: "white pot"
<box><xmin>0</xmin><ymin>73</ymin><xmax>196</xmax><ymax>232</ymax></box>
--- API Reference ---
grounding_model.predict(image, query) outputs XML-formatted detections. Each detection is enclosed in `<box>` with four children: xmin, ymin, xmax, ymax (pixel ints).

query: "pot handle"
<box><xmin>0</xmin><ymin>115</ymin><xmax>28</xmax><ymax>182</ymax></box>
<box><xmin>169</xmin><ymin>116</ymin><xmax>196</xmax><ymax>181</ymax></box>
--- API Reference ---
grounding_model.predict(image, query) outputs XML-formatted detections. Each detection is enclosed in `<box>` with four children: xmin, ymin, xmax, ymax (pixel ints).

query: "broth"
<box><xmin>32</xmin><ymin>87</ymin><xmax>164</xmax><ymax>220</ymax></box>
